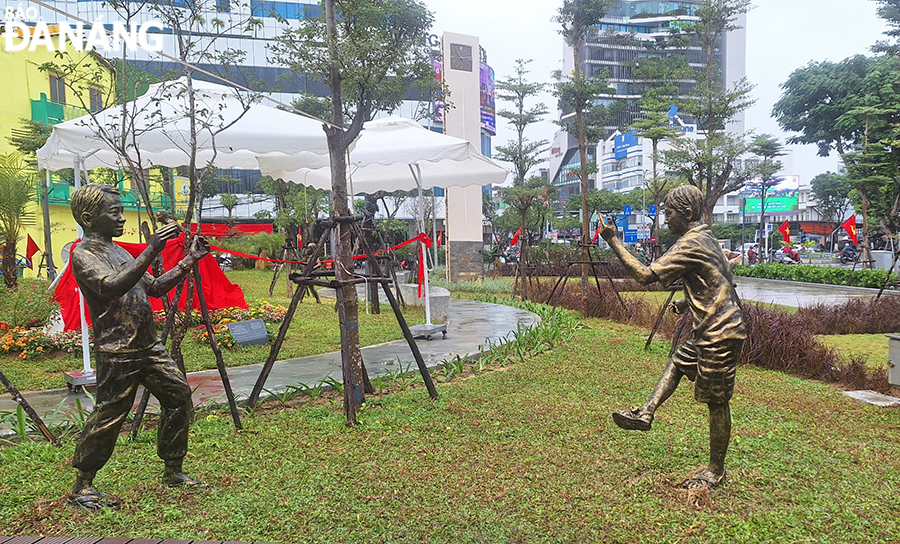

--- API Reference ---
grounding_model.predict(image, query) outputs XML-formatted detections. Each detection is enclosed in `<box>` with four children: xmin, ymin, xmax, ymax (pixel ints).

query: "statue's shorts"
<box><xmin>672</xmin><ymin>338</ymin><xmax>744</xmax><ymax>404</ymax></box>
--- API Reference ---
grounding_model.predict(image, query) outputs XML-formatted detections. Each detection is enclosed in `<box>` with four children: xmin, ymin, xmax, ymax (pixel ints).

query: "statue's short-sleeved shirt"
<box><xmin>71</xmin><ymin>239</ymin><xmax>158</xmax><ymax>354</ymax></box>
<box><xmin>650</xmin><ymin>225</ymin><xmax>746</xmax><ymax>347</ymax></box>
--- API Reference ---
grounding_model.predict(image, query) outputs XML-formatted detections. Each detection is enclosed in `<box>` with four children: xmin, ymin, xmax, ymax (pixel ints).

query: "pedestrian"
<box><xmin>597</xmin><ymin>185</ymin><xmax>746</xmax><ymax>489</ymax></box>
<box><xmin>68</xmin><ymin>184</ymin><xmax>211</xmax><ymax>509</ymax></box>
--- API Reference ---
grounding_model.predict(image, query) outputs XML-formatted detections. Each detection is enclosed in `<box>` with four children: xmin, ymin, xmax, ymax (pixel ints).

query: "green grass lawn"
<box><xmin>2</xmin><ymin>316</ymin><xmax>899</xmax><ymax>543</ymax></box>
<box><xmin>817</xmin><ymin>334</ymin><xmax>892</xmax><ymax>371</ymax></box>
<box><xmin>0</xmin><ymin>269</ymin><xmax>424</xmax><ymax>392</ymax></box>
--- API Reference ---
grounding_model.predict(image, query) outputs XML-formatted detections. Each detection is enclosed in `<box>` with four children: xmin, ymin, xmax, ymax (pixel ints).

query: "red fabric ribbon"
<box><xmin>54</xmin><ymin>235</ymin><xmax>247</xmax><ymax>332</ymax></box>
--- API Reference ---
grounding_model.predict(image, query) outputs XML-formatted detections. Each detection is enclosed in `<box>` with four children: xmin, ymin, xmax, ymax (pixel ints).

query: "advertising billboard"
<box><xmin>432</xmin><ymin>58</ymin><xmax>496</xmax><ymax>134</ymax></box>
<box><xmin>433</xmin><ymin>57</ymin><xmax>444</xmax><ymax>123</ymax></box>
<box><xmin>480</xmin><ymin>62</ymin><xmax>496</xmax><ymax>135</ymax></box>
<box><xmin>741</xmin><ymin>175</ymin><xmax>800</xmax><ymax>214</ymax></box>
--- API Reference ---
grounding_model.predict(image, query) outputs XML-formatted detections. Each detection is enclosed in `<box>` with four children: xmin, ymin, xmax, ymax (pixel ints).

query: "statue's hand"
<box><xmin>149</xmin><ymin>222</ymin><xmax>182</xmax><ymax>253</ymax></box>
<box><xmin>598</xmin><ymin>214</ymin><xmax>618</xmax><ymax>242</ymax></box>
<box><xmin>669</xmin><ymin>299</ymin><xmax>689</xmax><ymax>315</ymax></box>
<box><xmin>187</xmin><ymin>236</ymin><xmax>211</xmax><ymax>261</ymax></box>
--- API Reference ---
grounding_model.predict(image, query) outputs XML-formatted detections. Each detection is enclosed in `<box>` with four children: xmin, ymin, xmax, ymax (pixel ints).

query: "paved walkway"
<box><xmin>733</xmin><ymin>276</ymin><xmax>899</xmax><ymax>308</ymax></box>
<box><xmin>0</xmin><ymin>299</ymin><xmax>539</xmax><ymax>435</ymax></box>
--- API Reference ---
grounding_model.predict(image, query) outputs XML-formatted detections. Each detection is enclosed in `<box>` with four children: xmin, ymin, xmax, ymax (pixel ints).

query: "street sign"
<box><xmin>623</xmin><ymin>205</ymin><xmax>632</xmax><ymax>217</ymax></box>
<box><xmin>648</xmin><ymin>205</ymin><xmax>656</xmax><ymax>216</ymax></box>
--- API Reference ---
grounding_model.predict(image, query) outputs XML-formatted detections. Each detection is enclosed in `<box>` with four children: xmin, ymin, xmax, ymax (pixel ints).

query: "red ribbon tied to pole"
<box><xmin>416</xmin><ymin>232</ymin><xmax>432</xmax><ymax>298</ymax></box>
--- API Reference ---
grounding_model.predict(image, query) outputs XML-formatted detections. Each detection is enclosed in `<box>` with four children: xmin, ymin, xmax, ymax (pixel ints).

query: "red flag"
<box><xmin>511</xmin><ymin>228</ymin><xmax>521</xmax><ymax>246</ymax></box>
<box><xmin>592</xmin><ymin>225</ymin><xmax>600</xmax><ymax>243</ymax></box>
<box><xmin>25</xmin><ymin>235</ymin><xmax>40</xmax><ymax>269</ymax></box>
<box><xmin>437</xmin><ymin>229</ymin><xmax>443</xmax><ymax>247</ymax></box>
<box><xmin>297</xmin><ymin>228</ymin><xmax>303</xmax><ymax>248</ymax></box>
<box><xmin>778</xmin><ymin>221</ymin><xmax>790</xmax><ymax>244</ymax></box>
<box><xmin>841</xmin><ymin>216</ymin><xmax>858</xmax><ymax>245</ymax></box>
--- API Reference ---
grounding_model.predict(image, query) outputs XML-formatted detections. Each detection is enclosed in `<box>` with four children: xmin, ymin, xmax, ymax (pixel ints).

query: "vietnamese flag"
<box><xmin>511</xmin><ymin>228</ymin><xmax>521</xmax><ymax>246</ymax></box>
<box><xmin>778</xmin><ymin>220</ymin><xmax>790</xmax><ymax>244</ymax></box>
<box><xmin>436</xmin><ymin>229</ymin><xmax>443</xmax><ymax>247</ymax></box>
<box><xmin>841</xmin><ymin>216</ymin><xmax>858</xmax><ymax>245</ymax></box>
<box><xmin>25</xmin><ymin>234</ymin><xmax>40</xmax><ymax>269</ymax></box>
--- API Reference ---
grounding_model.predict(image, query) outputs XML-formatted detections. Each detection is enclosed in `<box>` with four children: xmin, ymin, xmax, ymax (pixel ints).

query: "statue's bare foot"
<box><xmin>70</xmin><ymin>486</ymin><xmax>118</xmax><ymax>510</ymax></box>
<box><xmin>612</xmin><ymin>407</ymin><xmax>653</xmax><ymax>431</ymax></box>
<box><xmin>680</xmin><ymin>469</ymin><xmax>726</xmax><ymax>490</ymax></box>
<box><xmin>163</xmin><ymin>472</ymin><xmax>209</xmax><ymax>488</ymax></box>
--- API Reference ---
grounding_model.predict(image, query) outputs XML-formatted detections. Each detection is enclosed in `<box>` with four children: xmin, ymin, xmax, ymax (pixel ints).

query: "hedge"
<box><xmin>733</xmin><ymin>263</ymin><xmax>898</xmax><ymax>289</ymax></box>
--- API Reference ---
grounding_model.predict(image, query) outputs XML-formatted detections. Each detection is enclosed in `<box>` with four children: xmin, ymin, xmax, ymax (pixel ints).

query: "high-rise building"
<box><xmin>550</xmin><ymin>0</ymin><xmax>747</xmax><ymax>197</ymax></box>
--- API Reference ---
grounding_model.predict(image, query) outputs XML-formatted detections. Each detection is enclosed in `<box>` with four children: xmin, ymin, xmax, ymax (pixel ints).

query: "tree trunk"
<box><xmin>573</xmin><ymin>23</ymin><xmax>590</xmax><ymax>317</ymax></box>
<box><xmin>2</xmin><ymin>241</ymin><xmax>17</xmax><ymax>290</ymax></box>
<box><xmin>325</xmin><ymin>0</ymin><xmax>365</xmax><ymax>423</ymax></box>
<box><xmin>363</xmin><ymin>193</ymin><xmax>381</xmax><ymax>314</ymax></box>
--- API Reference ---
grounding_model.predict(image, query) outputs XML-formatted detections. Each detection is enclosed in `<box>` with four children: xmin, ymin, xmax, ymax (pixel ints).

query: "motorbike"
<box><xmin>839</xmin><ymin>246</ymin><xmax>857</xmax><ymax>265</ymax></box>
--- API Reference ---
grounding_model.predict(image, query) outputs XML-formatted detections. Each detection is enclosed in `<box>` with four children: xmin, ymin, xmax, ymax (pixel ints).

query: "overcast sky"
<box><xmin>423</xmin><ymin>0</ymin><xmax>891</xmax><ymax>186</ymax></box>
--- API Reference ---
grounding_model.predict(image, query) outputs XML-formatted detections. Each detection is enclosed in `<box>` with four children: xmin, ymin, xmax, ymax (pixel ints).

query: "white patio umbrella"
<box><xmin>37</xmin><ymin>77</ymin><xmax>328</xmax><ymax>172</ymax></box>
<box><xmin>37</xmin><ymin>77</ymin><xmax>329</xmax><ymax>377</ymax></box>
<box><xmin>257</xmin><ymin>116</ymin><xmax>510</xmax><ymax>329</ymax></box>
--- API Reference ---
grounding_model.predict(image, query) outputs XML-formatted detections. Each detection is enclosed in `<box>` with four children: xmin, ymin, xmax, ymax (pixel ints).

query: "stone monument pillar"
<box><xmin>442</xmin><ymin>32</ymin><xmax>484</xmax><ymax>282</ymax></box>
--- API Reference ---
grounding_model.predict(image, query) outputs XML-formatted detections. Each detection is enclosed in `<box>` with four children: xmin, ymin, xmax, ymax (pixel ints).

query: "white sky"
<box><xmin>423</xmin><ymin>0</ymin><xmax>891</xmax><ymax>186</ymax></box>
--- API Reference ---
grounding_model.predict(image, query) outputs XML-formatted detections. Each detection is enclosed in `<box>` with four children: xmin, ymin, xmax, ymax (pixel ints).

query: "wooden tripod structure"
<box><xmin>247</xmin><ymin>214</ymin><xmax>438</xmax><ymax>424</ymax></box>
<box><xmin>545</xmin><ymin>244</ymin><xmax>626</xmax><ymax>311</ymax></box>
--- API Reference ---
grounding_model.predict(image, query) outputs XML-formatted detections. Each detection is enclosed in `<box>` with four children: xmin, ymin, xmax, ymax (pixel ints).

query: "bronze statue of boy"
<box><xmin>598</xmin><ymin>185</ymin><xmax>746</xmax><ymax>489</ymax></box>
<box><xmin>68</xmin><ymin>184</ymin><xmax>210</xmax><ymax>509</ymax></box>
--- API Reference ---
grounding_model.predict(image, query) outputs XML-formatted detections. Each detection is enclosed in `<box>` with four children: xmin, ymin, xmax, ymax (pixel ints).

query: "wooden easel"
<box><xmin>247</xmin><ymin>215</ymin><xmax>438</xmax><ymax>425</ymax></box>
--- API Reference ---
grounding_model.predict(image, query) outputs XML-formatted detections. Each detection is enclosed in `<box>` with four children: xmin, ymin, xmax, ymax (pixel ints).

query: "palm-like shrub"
<box><xmin>0</xmin><ymin>153</ymin><xmax>36</xmax><ymax>290</ymax></box>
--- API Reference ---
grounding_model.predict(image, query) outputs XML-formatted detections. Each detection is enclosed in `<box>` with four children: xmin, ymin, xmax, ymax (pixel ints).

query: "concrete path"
<box><xmin>0</xmin><ymin>299</ymin><xmax>538</xmax><ymax>435</ymax></box>
<box><xmin>734</xmin><ymin>276</ymin><xmax>899</xmax><ymax>308</ymax></box>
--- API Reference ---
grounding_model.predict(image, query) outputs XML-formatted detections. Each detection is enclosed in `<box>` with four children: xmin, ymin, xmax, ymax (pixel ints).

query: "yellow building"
<box><xmin>1</xmin><ymin>27</ymin><xmax>171</xmax><ymax>279</ymax></box>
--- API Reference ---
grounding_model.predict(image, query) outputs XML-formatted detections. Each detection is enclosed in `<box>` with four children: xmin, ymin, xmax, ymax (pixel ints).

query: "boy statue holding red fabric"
<box><xmin>68</xmin><ymin>184</ymin><xmax>210</xmax><ymax>509</ymax></box>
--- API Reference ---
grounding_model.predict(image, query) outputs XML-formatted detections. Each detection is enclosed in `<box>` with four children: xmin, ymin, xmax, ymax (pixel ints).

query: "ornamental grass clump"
<box><xmin>523</xmin><ymin>281</ymin><xmax>891</xmax><ymax>393</ymax></box>
<box><xmin>797</xmin><ymin>295</ymin><xmax>900</xmax><ymax>335</ymax></box>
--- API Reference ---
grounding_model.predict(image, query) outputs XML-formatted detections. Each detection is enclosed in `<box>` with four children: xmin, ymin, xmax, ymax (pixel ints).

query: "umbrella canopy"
<box><xmin>37</xmin><ymin>77</ymin><xmax>328</xmax><ymax>171</ymax></box>
<box><xmin>257</xmin><ymin>117</ymin><xmax>510</xmax><ymax>191</ymax></box>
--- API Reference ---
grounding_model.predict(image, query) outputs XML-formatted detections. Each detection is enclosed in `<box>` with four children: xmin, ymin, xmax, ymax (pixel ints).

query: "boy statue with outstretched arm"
<box><xmin>597</xmin><ymin>185</ymin><xmax>746</xmax><ymax>489</ymax></box>
<box><xmin>68</xmin><ymin>184</ymin><xmax>210</xmax><ymax>509</ymax></box>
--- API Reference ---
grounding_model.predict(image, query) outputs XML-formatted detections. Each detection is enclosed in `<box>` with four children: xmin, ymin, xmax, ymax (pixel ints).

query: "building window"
<box><xmin>89</xmin><ymin>88</ymin><xmax>103</xmax><ymax>112</ymax></box>
<box><xmin>217</xmin><ymin>0</ymin><xmax>231</xmax><ymax>12</ymax></box>
<box><xmin>49</xmin><ymin>74</ymin><xmax>66</xmax><ymax>104</ymax></box>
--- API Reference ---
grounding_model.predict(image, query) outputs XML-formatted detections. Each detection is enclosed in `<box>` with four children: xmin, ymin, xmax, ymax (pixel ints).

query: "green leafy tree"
<box><xmin>0</xmin><ymin>153</ymin><xmax>36</xmax><ymax>290</ymax></box>
<box><xmin>810</xmin><ymin>172</ymin><xmax>852</xmax><ymax>239</ymax></box>
<box><xmin>746</xmin><ymin>134</ymin><xmax>785</xmax><ymax>253</ymax></box>
<box><xmin>219</xmin><ymin>193</ymin><xmax>240</xmax><ymax>235</ymax></box>
<box><xmin>270</xmin><ymin>0</ymin><xmax>436</xmax><ymax>420</ymax></box>
<box><xmin>772</xmin><ymin>55</ymin><xmax>870</xmax><ymax>159</ymax></box>
<box><xmin>663</xmin><ymin>0</ymin><xmax>756</xmax><ymax>225</ymax></box>
<box><xmin>554</xmin><ymin>0</ymin><xmax>611</xmax><ymax>315</ymax></box>
<box><xmin>503</xmin><ymin>177</ymin><xmax>554</xmax><ymax>295</ymax></box>
<box><xmin>495</xmin><ymin>59</ymin><xmax>549</xmax><ymax>186</ymax></box>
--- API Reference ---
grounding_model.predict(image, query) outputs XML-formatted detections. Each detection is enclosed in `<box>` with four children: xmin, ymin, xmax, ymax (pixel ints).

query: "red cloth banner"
<box><xmin>25</xmin><ymin>235</ymin><xmax>40</xmax><ymax>269</ymax></box>
<box><xmin>511</xmin><ymin>228</ymin><xmax>521</xmax><ymax>246</ymax></box>
<box><xmin>54</xmin><ymin>234</ymin><xmax>247</xmax><ymax>332</ymax></box>
<box><xmin>189</xmin><ymin>222</ymin><xmax>273</xmax><ymax>238</ymax></box>
<box><xmin>778</xmin><ymin>221</ymin><xmax>790</xmax><ymax>244</ymax></box>
<box><xmin>841</xmin><ymin>216</ymin><xmax>858</xmax><ymax>245</ymax></box>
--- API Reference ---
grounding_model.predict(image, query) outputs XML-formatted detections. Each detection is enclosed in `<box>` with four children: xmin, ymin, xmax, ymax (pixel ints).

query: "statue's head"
<box><xmin>71</xmin><ymin>184</ymin><xmax>124</xmax><ymax>237</ymax></box>
<box><xmin>665</xmin><ymin>185</ymin><xmax>703</xmax><ymax>222</ymax></box>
